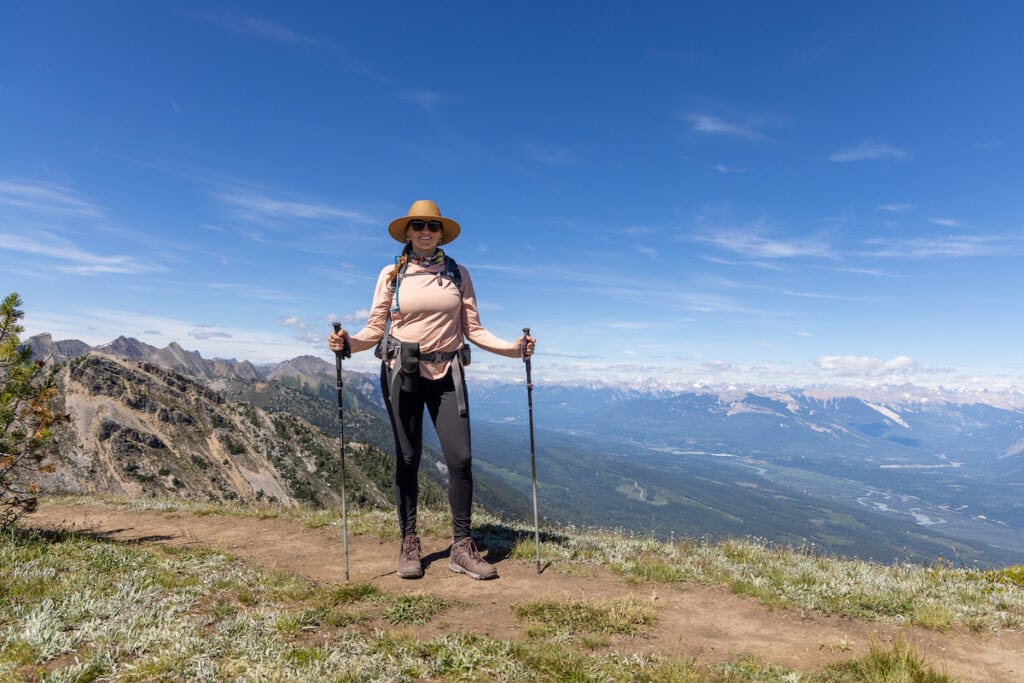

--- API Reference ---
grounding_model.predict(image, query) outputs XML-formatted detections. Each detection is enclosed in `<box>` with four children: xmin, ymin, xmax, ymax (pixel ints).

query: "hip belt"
<box><xmin>377</xmin><ymin>338</ymin><xmax>471</xmax><ymax>366</ymax></box>
<box><xmin>378</xmin><ymin>339</ymin><xmax>470</xmax><ymax>418</ymax></box>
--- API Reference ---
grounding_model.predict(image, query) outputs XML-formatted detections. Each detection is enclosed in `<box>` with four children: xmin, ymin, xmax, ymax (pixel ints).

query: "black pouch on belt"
<box><xmin>398</xmin><ymin>341</ymin><xmax>420</xmax><ymax>392</ymax></box>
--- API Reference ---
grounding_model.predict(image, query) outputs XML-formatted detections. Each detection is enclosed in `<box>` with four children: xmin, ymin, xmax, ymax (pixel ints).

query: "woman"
<box><xmin>329</xmin><ymin>199</ymin><xmax>535</xmax><ymax>580</ymax></box>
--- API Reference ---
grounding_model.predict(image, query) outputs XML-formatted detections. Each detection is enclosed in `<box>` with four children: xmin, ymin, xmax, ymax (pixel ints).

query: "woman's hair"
<box><xmin>387</xmin><ymin>241</ymin><xmax>414</xmax><ymax>285</ymax></box>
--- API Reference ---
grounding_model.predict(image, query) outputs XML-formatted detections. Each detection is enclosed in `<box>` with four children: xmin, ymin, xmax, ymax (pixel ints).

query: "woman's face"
<box><xmin>406</xmin><ymin>220</ymin><xmax>443</xmax><ymax>253</ymax></box>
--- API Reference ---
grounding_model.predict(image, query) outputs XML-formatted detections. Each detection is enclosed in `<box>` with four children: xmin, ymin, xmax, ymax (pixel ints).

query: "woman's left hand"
<box><xmin>517</xmin><ymin>334</ymin><xmax>536</xmax><ymax>358</ymax></box>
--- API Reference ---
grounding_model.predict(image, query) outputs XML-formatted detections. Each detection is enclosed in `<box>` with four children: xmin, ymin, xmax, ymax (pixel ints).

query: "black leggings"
<box><xmin>381</xmin><ymin>364</ymin><xmax>473</xmax><ymax>541</ymax></box>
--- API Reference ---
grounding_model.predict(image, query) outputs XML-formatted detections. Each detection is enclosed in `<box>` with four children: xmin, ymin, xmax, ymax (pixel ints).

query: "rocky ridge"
<box><xmin>37</xmin><ymin>351</ymin><xmax>391</xmax><ymax>509</ymax></box>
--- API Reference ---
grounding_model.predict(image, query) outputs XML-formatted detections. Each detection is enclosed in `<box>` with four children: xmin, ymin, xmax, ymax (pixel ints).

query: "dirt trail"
<box><xmin>23</xmin><ymin>504</ymin><xmax>1024</xmax><ymax>682</ymax></box>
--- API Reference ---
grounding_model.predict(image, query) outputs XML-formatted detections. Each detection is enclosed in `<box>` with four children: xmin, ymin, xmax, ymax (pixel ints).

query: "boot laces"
<box><xmin>402</xmin><ymin>535</ymin><xmax>421</xmax><ymax>557</ymax></box>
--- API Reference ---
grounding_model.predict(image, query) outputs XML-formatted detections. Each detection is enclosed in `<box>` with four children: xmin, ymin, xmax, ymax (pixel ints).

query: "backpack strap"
<box><xmin>443</xmin><ymin>254</ymin><xmax>462</xmax><ymax>294</ymax></box>
<box><xmin>376</xmin><ymin>250</ymin><xmax>464</xmax><ymax>360</ymax></box>
<box><xmin>390</xmin><ymin>253</ymin><xmax>462</xmax><ymax>311</ymax></box>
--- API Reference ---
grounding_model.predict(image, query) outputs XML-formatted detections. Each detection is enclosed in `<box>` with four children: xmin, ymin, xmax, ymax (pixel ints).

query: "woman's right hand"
<box><xmin>328</xmin><ymin>329</ymin><xmax>351</xmax><ymax>353</ymax></box>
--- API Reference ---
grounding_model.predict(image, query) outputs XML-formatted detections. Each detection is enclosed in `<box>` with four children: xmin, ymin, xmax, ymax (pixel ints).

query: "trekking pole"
<box><xmin>522</xmin><ymin>328</ymin><xmax>541</xmax><ymax>573</ymax></box>
<box><xmin>332</xmin><ymin>322</ymin><xmax>352</xmax><ymax>581</ymax></box>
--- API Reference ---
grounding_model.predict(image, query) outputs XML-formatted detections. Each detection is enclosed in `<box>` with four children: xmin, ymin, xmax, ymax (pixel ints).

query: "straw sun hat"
<box><xmin>387</xmin><ymin>199</ymin><xmax>461</xmax><ymax>245</ymax></box>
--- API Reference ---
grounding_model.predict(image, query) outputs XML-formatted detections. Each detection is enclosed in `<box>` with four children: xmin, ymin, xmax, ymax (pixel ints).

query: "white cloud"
<box><xmin>877</xmin><ymin>203</ymin><xmax>913</xmax><ymax>213</ymax></box>
<box><xmin>276</xmin><ymin>315</ymin><xmax>311</xmax><ymax>330</ymax></box>
<box><xmin>196</xmin><ymin>13</ymin><xmax>320</xmax><ymax>46</ymax></box>
<box><xmin>190</xmin><ymin>329</ymin><xmax>233</xmax><ymax>340</ymax></box>
<box><xmin>696</xmin><ymin>224</ymin><xmax>834</xmax><ymax>259</ymax></box>
<box><xmin>863</xmin><ymin>234</ymin><xmax>1015</xmax><ymax>259</ymax></box>
<box><xmin>635</xmin><ymin>245</ymin><xmax>660</xmax><ymax>260</ymax></box>
<box><xmin>207</xmin><ymin>283</ymin><xmax>295</xmax><ymax>301</ymax></box>
<box><xmin>688</xmin><ymin>114</ymin><xmax>766</xmax><ymax>142</ymax></box>
<box><xmin>344</xmin><ymin>309</ymin><xmax>370</xmax><ymax>324</ymax></box>
<box><xmin>781</xmin><ymin>290</ymin><xmax>844</xmax><ymax>300</ymax></box>
<box><xmin>0</xmin><ymin>179</ymin><xmax>103</xmax><ymax>217</ymax></box>
<box><xmin>929</xmin><ymin>217</ymin><xmax>964</xmax><ymax>228</ymax></box>
<box><xmin>828</xmin><ymin>142</ymin><xmax>910</xmax><ymax>162</ymax></box>
<box><xmin>815</xmin><ymin>355</ymin><xmax>921</xmax><ymax>378</ymax></box>
<box><xmin>0</xmin><ymin>231</ymin><xmax>166</xmax><ymax>276</ymax></box>
<box><xmin>215</xmin><ymin>191</ymin><xmax>376</xmax><ymax>223</ymax></box>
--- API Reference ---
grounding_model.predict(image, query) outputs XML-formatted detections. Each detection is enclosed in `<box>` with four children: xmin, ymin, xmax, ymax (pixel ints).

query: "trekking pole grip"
<box><xmin>332</xmin><ymin>322</ymin><xmax>351</xmax><ymax>359</ymax></box>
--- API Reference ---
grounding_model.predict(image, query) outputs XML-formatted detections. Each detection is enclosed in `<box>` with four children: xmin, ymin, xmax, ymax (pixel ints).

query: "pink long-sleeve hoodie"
<box><xmin>347</xmin><ymin>258</ymin><xmax>521</xmax><ymax>379</ymax></box>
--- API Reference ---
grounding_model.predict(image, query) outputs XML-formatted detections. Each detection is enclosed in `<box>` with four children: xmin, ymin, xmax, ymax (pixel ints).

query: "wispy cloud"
<box><xmin>688</xmin><ymin>114</ymin><xmax>767</xmax><ymax>142</ymax></box>
<box><xmin>781</xmin><ymin>289</ymin><xmax>846</xmax><ymax>300</ymax></box>
<box><xmin>341</xmin><ymin>309</ymin><xmax>370</xmax><ymax>325</ymax></box>
<box><xmin>863</xmin><ymin>234</ymin><xmax>1018</xmax><ymax>259</ymax></box>
<box><xmin>0</xmin><ymin>179</ymin><xmax>103</xmax><ymax>218</ymax></box>
<box><xmin>215</xmin><ymin>190</ymin><xmax>377</xmax><ymax>224</ymax></box>
<box><xmin>695</xmin><ymin>224</ymin><xmax>834</xmax><ymax>260</ymax></box>
<box><xmin>194</xmin><ymin>13</ymin><xmax>320</xmax><ymax>46</ymax></box>
<box><xmin>714</xmin><ymin>164</ymin><xmax>749</xmax><ymax>174</ymax></box>
<box><xmin>815</xmin><ymin>354</ymin><xmax>928</xmax><ymax>379</ymax></box>
<box><xmin>877</xmin><ymin>203</ymin><xmax>913</xmax><ymax>213</ymax></box>
<box><xmin>207</xmin><ymin>282</ymin><xmax>295</xmax><ymax>301</ymax></box>
<box><xmin>701</xmin><ymin>255</ymin><xmax>786</xmax><ymax>271</ymax></box>
<box><xmin>190</xmin><ymin>329</ymin><xmax>233</xmax><ymax>340</ymax></box>
<box><xmin>929</xmin><ymin>217</ymin><xmax>965</xmax><ymax>228</ymax></box>
<box><xmin>275</xmin><ymin>315</ymin><xmax>311</xmax><ymax>330</ymax></box>
<box><xmin>828</xmin><ymin>142</ymin><xmax>910</xmax><ymax>162</ymax></box>
<box><xmin>528</xmin><ymin>143</ymin><xmax>575</xmax><ymax>166</ymax></box>
<box><xmin>0</xmin><ymin>231</ymin><xmax>166</xmax><ymax>276</ymax></box>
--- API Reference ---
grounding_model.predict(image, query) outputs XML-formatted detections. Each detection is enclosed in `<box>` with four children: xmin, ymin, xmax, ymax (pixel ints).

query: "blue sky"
<box><xmin>2</xmin><ymin>2</ymin><xmax>1022</xmax><ymax>389</ymax></box>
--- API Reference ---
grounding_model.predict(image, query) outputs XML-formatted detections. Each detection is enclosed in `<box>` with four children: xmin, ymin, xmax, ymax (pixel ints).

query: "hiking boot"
<box><xmin>397</xmin><ymin>534</ymin><xmax>423</xmax><ymax>579</ymax></box>
<box><xmin>448</xmin><ymin>537</ymin><xmax>498</xmax><ymax>580</ymax></box>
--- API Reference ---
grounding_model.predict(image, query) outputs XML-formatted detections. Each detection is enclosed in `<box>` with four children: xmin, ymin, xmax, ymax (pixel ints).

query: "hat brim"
<box><xmin>388</xmin><ymin>215</ymin><xmax>461</xmax><ymax>245</ymax></box>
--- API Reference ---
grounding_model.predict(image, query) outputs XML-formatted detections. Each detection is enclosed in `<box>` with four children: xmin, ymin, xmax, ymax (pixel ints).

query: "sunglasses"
<box><xmin>408</xmin><ymin>220</ymin><xmax>443</xmax><ymax>233</ymax></box>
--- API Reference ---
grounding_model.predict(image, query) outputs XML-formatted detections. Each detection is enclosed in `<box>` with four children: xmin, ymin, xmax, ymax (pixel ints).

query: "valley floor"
<box><xmin>22</xmin><ymin>502</ymin><xmax>1024</xmax><ymax>682</ymax></box>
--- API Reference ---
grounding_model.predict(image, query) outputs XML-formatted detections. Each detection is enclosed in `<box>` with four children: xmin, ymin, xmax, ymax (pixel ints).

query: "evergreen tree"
<box><xmin>1</xmin><ymin>292</ymin><xmax>57</xmax><ymax>527</ymax></box>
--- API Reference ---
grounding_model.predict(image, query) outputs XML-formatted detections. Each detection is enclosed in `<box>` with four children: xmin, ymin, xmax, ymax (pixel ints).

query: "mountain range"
<box><xmin>25</xmin><ymin>333</ymin><xmax>1024</xmax><ymax>567</ymax></box>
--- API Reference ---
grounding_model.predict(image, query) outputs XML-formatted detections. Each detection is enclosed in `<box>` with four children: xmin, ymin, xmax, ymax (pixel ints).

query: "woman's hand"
<box><xmin>329</xmin><ymin>328</ymin><xmax>351</xmax><ymax>354</ymax></box>
<box><xmin>517</xmin><ymin>334</ymin><xmax>536</xmax><ymax>358</ymax></box>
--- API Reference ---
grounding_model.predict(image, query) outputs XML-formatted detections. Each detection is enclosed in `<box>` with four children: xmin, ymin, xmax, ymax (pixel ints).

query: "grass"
<box><xmin>11</xmin><ymin>495</ymin><xmax>1019</xmax><ymax>681</ymax></box>
<box><xmin>811</xmin><ymin>638</ymin><xmax>954</xmax><ymax>682</ymax></box>
<box><xmin>512</xmin><ymin>596</ymin><xmax>658</xmax><ymax>642</ymax></box>
<box><xmin>507</xmin><ymin>523</ymin><xmax>1024</xmax><ymax>633</ymax></box>
<box><xmin>376</xmin><ymin>593</ymin><xmax>455</xmax><ymax>626</ymax></box>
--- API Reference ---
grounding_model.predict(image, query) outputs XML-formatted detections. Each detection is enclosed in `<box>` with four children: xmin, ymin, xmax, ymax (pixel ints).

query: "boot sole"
<box><xmin>397</xmin><ymin>567</ymin><xmax>423</xmax><ymax>579</ymax></box>
<box><xmin>448</xmin><ymin>561</ymin><xmax>497</xmax><ymax>580</ymax></box>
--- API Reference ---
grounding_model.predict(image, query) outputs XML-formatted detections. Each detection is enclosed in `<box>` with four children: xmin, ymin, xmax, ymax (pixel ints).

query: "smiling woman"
<box><xmin>329</xmin><ymin>200</ymin><xmax>535</xmax><ymax>581</ymax></box>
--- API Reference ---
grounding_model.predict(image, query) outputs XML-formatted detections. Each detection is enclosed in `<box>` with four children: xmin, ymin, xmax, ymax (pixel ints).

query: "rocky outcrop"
<box><xmin>39</xmin><ymin>353</ymin><xmax>390</xmax><ymax>508</ymax></box>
